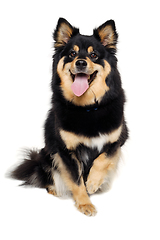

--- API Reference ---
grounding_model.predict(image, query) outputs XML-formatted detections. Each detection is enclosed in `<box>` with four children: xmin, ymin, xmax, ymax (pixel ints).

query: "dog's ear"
<box><xmin>54</xmin><ymin>18</ymin><xmax>79</xmax><ymax>48</ymax></box>
<box><xmin>94</xmin><ymin>20</ymin><xmax>118</xmax><ymax>51</ymax></box>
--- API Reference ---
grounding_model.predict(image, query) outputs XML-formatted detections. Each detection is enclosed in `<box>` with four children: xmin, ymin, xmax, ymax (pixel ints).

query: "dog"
<box><xmin>10</xmin><ymin>18</ymin><xmax>128</xmax><ymax>216</ymax></box>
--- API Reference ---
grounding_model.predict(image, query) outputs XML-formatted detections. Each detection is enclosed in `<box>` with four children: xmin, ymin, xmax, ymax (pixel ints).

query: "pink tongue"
<box><xmin>71</xmin><ymin>74</ymin><xmax>89</xmax><ymax>97</ymax></box>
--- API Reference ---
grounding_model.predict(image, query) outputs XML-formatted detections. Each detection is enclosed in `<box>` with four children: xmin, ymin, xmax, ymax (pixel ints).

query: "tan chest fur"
<box><xmin>60</xmin><ymin>125</ymin><xmax>122</xmax><ymax>152</ymax></box>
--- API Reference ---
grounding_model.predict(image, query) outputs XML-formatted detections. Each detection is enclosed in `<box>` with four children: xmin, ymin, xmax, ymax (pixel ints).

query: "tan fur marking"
<box><xmin>53</xmin><ymin>153</ymin><xmax>97</xmax><ymax>216</ymax></box>
<box><xmin>88</xmin><ymin>46</ymin><xmax>94</xmax><ymax>53</ymax></box>
<box><xmin>57</xmin><ymin>57</ymin><xmax>74</xmax><ymax>99</ymax></box>
<box><xmin>57</xmin><ymin>57</ymin><xmax>111</xmax><ymax>106</ymax></box>
<box><xmin>108</xmin><ymin>125</ymin><xmax>122</xmax><ymax>143</ymax></box>
<box><xmin>73</xmin><ymin>45</ymin><xmax>79</xmax><ymax>52</ymax></box>
<box><xmin>60</xmin><ymin>129</ymin><xmax>81</xmax><ymax>150</ymax></box>
<box><xmin>60</xmin><ymin>125</ymin><xmax>122</xmax><ymax>150</ymax></box>
<box><xmin>86</xmin><ymin>148</ymin><xmax>121</xmax><ymax>194</ymax></box>
<box><xmin>89</xmin><ymin>60</ymin><xmax>110</xmax><ymax>101</ymax></box>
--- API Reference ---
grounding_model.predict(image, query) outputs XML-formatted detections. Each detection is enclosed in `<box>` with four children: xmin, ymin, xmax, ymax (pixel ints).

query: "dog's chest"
<box><xmin>82</xmin><ymin>134</ymin><xmax>109</xmax><ymax>152</ymax></box>
<box><xmin>60</xmin><ymin>125</ymin><xmax>122</xmax><ymax>152</ymax></box>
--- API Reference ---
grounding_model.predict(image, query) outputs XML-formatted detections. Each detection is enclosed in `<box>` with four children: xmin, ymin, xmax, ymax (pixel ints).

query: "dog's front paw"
<box><xmin>86</xmin><ymin>172</ymin><xmax>104</xmax><ymax>194</ymax></box>
<box><xmin>86</xmin><ymin>179</ymin><xmax>102</xmax><ymax>194</ymax></box>
<box><xmin>76</xmin><ymin>203</ymin><xmax>97</xmax><ymax>216</ymax></box>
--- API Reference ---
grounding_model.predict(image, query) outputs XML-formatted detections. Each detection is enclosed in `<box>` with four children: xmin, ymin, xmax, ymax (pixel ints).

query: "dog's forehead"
<box><xmin>72</xmin><ymin>44</ymin><xmax>93</xmax><ymax>54</ymax></box>
<box><xmin>71</xmin><ymin>34</ymin><xmax>97</xmax><ymax>51</ymax></box>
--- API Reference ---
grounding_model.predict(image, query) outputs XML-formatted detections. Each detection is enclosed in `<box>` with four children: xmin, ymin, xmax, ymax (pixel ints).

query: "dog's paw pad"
<box><xmin>77</xmin><ymin>203</ymin><xmax>97</xmax><ymax>216</ymax></box>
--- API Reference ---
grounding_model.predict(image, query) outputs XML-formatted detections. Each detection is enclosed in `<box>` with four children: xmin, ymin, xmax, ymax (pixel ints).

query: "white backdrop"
<box><xmin>1</xmin><ymin>0</ymin><xmax>160</xmax><ymax>239</ymax></box>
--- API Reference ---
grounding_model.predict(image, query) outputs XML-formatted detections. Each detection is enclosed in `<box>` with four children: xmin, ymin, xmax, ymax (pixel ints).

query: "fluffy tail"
<box><xmin>10</xmin><ymin>148</ymin><xmax>53</xmax><ymax>188</ymax></box>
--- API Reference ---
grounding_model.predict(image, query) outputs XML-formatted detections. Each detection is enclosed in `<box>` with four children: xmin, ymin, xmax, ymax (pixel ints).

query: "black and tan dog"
<box><xmin>10</xmin><ymin>18</ymin><xmax>128</xmax><ymax>216</ymax></box>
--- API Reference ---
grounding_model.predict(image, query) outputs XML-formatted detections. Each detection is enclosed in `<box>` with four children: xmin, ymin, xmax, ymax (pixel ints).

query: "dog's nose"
<box><xmin>76</xmin><ymin>60</ymin><xmax>87</xmax><ymax>70</ymax></box>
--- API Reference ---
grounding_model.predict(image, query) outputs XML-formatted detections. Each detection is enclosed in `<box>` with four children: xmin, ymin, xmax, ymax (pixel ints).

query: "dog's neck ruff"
<box><xmin>66</xmin><ymin>103</ymin><xmax>100</xmax><ymax>113</ymax></box>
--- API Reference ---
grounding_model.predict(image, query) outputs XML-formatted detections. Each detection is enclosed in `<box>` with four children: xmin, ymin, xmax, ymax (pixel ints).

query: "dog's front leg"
<box><xmin>54</xmin><ymin>153</ymin><xmax>97</xmax><ymax>216</ymax></box>
<box><xmin>86</xmin><ymin>147</ymin><xmax>121</xmax><ymax>194</ymax></box>
<box><xmin>70</xmin><ymin>178</ymin><xmax>97</xmax><ymax>216</ymax></box>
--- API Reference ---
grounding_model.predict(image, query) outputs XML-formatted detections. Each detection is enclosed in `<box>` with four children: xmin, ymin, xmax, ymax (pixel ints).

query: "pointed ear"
<box><xmin>94</xmin><ymin>20</ymin><xmax>118</xmax><ymax>50</ymax></box>
<box><xmin>54</xmin><ymin>18</ymin><xmax>79</xmax><ymax>48</ymax></box>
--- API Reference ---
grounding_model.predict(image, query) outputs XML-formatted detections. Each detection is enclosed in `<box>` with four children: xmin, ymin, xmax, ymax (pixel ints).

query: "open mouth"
<box><xmin>70</xmin><ymin>71</ymin><xmax>98</xmax><ymax>85</ymax></box>
<box><xmin>70</xmin><ymin>71</ymin><xmax>98</xmax><ymax>97</ymax></box>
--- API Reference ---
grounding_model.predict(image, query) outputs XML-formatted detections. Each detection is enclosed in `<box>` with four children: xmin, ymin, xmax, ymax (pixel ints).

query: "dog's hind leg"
<box><xmin>47</xmin><ymin>185</ymin><xmax>58</xmax><ymax>196</ymax></box>
<box><xmin>47</xmin><ymin>170</ymin><xmax>72</xmax><ymax>198</ymax></box>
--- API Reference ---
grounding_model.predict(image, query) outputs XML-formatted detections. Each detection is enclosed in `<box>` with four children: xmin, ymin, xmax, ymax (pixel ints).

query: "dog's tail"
<box><xmin>10</xmin><ymin>148</ymin><xmax>53</xmax><ymax>188</ymax></box>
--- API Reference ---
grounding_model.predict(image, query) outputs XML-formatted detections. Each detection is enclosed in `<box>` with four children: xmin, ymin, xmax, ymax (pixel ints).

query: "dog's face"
<box><xmin>53</xmin><ymin>18</ymin><xmax>118</xmax><ymax>106</ymax></box>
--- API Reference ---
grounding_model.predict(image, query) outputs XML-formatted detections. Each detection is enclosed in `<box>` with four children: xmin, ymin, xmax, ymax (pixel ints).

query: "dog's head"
<box><xmin>53</xmin><ymin>18</ymin><xmax>119</xmax><ymax>106</ymax></box>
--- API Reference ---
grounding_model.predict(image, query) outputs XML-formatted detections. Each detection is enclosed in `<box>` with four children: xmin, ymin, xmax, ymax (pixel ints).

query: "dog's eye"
<box><xmin>69</xmin><ymin>51</ymin><xmax>76</xmax><ymax>58</ymax></box>
<box><xmin>90</xmin><ymin>52</ymin><xmax>98</xmax><ymax>59</ymax></box>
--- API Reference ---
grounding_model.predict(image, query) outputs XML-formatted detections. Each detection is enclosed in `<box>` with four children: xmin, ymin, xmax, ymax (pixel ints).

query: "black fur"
<box><xmin>10</xmin><ymin>18</ymin><xmax>128</xmax><ymax>200</ymax></box>
<box><xmin>10</xmin><ymin>149</ymin><xmax>53</xmax><ymax>187</ymax></box>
